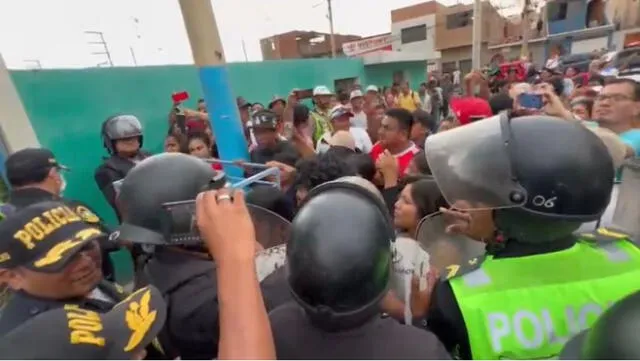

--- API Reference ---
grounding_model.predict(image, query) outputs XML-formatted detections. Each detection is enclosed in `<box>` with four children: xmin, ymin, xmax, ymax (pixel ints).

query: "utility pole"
<box><xmin>327</xmin><ymin>0</ymin><xmax>337</xmax><ymax>58</ymax></box>
<box><xmin>129</xmin><ymin>47</ymin><xmax>138</xmax><ymax>66</ymax></box>
<box><xmin>241</xmin><ymin>38</ymin><xmax>249</xmax><ymax>62</ymax></box>
<box><xmin>521</xmin><ymin>0</ymin><xmax>531</xmax><ymax>60</ymax></box>
<box><xmin>85</xmin><ymin>31</ymin><xmax>113</xmax><ymax>67</ymax></box>
<box><xmin>471</xmin><ymin>0</ymin><xmax>483</xmax><ymax>69</ymax></box>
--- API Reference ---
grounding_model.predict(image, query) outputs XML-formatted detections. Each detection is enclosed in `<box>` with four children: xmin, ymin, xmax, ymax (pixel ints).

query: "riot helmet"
<box><xmin>560</xmin><ymin>290</ymin><xmax>640</xmax><ymax>359</ymax></box>
<box><xmin>112</xmin><ymin>153</ymin><xmax>227</xmax><ymax>247</ymax></box>
<box><xmin>425</xmin><ymin>113</ymin><xmax>614</xmax><ymax>242</ymax></box>
<box><xmin>101</xmin><ymin>115</ymin><xmax>144</xmax><ymax>154</ymax></box>
<box><xmin>287</xmin><ymin>176</ymin><xmax>394</xmax><ymax>331</ymax></box>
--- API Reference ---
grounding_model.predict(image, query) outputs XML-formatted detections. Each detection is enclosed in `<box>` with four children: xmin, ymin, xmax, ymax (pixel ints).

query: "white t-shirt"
<box><xmin>350</xmin><ymin>110</ymin><xmax>368</xmax><ymax>129</ymax></box>
<box><xmin>316</xmin><ymin>127</ymin><xmax>373</xmax><ymax>154</ymax></box>
<box><xmin>453</xmin><ymin>70</ymin><xmax>461</xmax><ymax>85</ymax></box>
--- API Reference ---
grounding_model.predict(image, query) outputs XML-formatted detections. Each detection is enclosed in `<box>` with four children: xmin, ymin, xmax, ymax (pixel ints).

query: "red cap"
<box><xmin>449</xmin><ymin>97</ymin><xmax>493</xmax><ymax>126</ymax></box>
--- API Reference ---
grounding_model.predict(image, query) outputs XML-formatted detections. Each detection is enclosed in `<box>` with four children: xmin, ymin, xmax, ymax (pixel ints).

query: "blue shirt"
<box><xmin>620</xmin><ymin>128</ymin><xmax>640</xmax><ymax>157</ymax></box>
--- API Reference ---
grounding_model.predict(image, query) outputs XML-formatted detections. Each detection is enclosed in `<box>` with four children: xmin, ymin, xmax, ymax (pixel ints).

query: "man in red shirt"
<box><xmin>370</xmin><ymin>108</ymin><xmax>420</xmax><ymax>177</ymax></box>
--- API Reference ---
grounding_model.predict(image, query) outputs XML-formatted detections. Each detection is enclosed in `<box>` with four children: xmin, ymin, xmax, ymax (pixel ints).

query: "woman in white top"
<box><xmin>316</xmin><ymin>105</ymin><xmax>373</xmax><ymax>154</ymax></box>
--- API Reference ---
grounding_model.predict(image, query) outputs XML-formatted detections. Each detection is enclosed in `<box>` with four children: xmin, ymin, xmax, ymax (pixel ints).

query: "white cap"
<box><xmin>350</xmin><ymin>89</ymin><xmax>364</xmax><ymax>100</ymax></box>
<box><xmin>366</xmin><ymin>85</ymin><xmax>379</xmax><ymax>93</ymax></box>
<box><xmin>313</xmin><ymin>85</ymin><xmax>334</xmax><ymax>96</ymax></box>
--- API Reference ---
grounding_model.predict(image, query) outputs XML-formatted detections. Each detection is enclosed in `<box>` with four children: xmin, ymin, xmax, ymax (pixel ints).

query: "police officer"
<box><xmin>114</xmin><ymin>152</ymin><xmax>228</xmax><ymax>359</ymax></box>
<box><xmin>268</xmin><ymin>176</ymin><xmax>450</xmax><ymax>359</ymax></box>
<box><xmin>560</xmin><ymin>289</ymin><xmax>640</xmax><ymax>359</ymax></box>
<box><xmin>0</xmin><ymin>285</ymin><xmax>167</xmax><ymax>360</ymax></box>
<box><xmin>4</xmin><ymin>147</ymin><xmax>117</xmax><ymax>281</ymax></box>
<box><xmin>0</xmin><ymin>201</ymin><xmax>164</xmax><ymax>359</ymax></box>
<box><xmin>94</xmin><ymin>114</ymin><xmax>150</xmax><ymax>221</ymax></box>
<box><xmin>420</xmin><ymin>114</ymin><xmax>640</xmax><ymax>359</ymax></box>
<box><xmin>248</xmin><ymin>109</ymin><xmax>299</xmax><ymax>166</ymax></box>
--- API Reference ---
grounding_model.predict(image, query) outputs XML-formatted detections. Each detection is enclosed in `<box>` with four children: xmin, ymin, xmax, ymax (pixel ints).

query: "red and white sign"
<box><xmin>342</xmin><ymin>34</ymin><xmax>394</xmax><ymax>57</ymax></box>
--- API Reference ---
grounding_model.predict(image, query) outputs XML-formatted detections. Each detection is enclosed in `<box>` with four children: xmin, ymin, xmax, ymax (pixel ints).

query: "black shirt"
<box><xmin>270</xmin><ymin>302</ymin><xmax>450</xmax><ymax>360</ymax></box>
<box><xmin>249</xmin><ymin>140</ymin><xmax>299</xmax><ymax>167</ymax></box>
<box><xmin>424</xmin><ymin>237</ymin><xmax>578</xmax><ymax>359</ymax></box>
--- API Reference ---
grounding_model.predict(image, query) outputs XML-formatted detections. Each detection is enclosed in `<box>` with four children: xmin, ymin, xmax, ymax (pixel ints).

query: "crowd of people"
<box><xmin>0</xmin><ymin>50</ymin><xmax>639</xmax><ymax>360</ymax></box>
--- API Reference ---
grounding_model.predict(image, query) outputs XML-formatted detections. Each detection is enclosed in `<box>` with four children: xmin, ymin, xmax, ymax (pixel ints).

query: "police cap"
<box><xmin>0</xmin><ymin>285</ymin><xmax>166</xmax><ymax>360</ymax></box>
<box><xmin>0</xmin><ymin>201</ymin><xmax>105</xmax><ymax>273</ymax></box>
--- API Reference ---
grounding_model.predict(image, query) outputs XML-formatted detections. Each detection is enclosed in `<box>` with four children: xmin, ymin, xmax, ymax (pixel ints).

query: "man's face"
<box><xmin>401</xmin><ymin>82</ymin><xmax>410</xmax><ymax>93</ymax></box>
<box><xmin>270</xmin><ymin>101</ymin><xmax>285</xmax><ymax>116</ymax></box>
<box><xmin>331</xmin><ymin>115</ymin><xmax>351</xmax><ymax>131</ymax></box>
<box><xmin>114</xmin><ymin>137</ymin><xmax>140</xmax><ymax>156</ymax></box>
<box><xmin>4</xmin><ymin>241</ymin><xmax>102</xmax><ymax>299</ymax></box>
<box><xmin>373</xmin><ymin>107</ymin><xmax>385</xmax><ymax>122</ymax></box>
<box><xmin>254</xmin><ymin>127</ymin><xmax>278</xmax><ymax>147</ymax></box>
<box><xmin>351</xmin><ymin>96</ymin><xmax>364</xmax><ymax>110</ymax></box>
<box><xmin>315</xmin><ymin>95</ymin><xmax>332</xmax><ymax>108</ymax></box>
<box><xmin>593</xmin><ymin>83</ymin><xmax>640</xmax><ymax>127</ymax></box>
<box><xmin>365</xmin><ymin>91</ymin><xmax>378</xmax><ymax>103</ymax></box>
<box><xmin>378</xmin><ymin>115</ymin><xmax>405</xmax><ymax>147</ymax></box>
<box><xmin>410</xmin><ymin>123</ymin><xmax>429</xmax><ymax>144</ymax></box>
<box><xmin>540</xmin><ymin>70</ymin><xmax>552</xmax><ymax>80</ymax></box>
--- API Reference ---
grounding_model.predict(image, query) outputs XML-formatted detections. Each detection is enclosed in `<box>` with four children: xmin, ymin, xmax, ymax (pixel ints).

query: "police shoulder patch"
<box><xmin>441</xmin><ymin>254</ymin><xmax>486</xmax><ymax>282</ymax></box>
<box><xmin>579</xmin><ymin>226</ymin><xmax>631</xmax><ymax>245</ymax></box>
<box><xmin>75</xmin><ymin>206</ymin><xmax>100</xmax><ymax>224</ymax></box>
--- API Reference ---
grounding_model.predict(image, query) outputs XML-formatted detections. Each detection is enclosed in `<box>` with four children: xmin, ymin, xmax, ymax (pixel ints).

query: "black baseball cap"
<box><xmin>0</xmin><ymin>201</ymin><xmax>106</xmax><ymax>273</ymax></box>
<box><xmin>0</xmin><ymin>285</ymin><xmax>167</xmax><ymax>360</ymax></box>
<box><xmin>5</xmin><ymin>147</ymin><xmax>68</xmax><ymax>186</ymax></box>
<box><xmin>248</xmin><ymin>110</ymin><xmax>278</xmax><ymax>130</ymax></box>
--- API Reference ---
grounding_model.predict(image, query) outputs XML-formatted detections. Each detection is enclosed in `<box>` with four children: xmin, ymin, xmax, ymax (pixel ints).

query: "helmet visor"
<box><xmin>105</xmin><ymin>115</ymin><xmax>143</xmax><ymax>140</ymax></box>
<box><xmin>425</xmin><ymin>114</ymin><xmax>527</xmax><ymax>210</ymax></box>
<box><xmin>247</xmin><ymin>204</ymin><xmax>291</xmax><ymax>249</ymax></box>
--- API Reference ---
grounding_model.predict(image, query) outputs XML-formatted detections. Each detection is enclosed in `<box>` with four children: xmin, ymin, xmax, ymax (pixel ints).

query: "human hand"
<box><xmin>535</xmin><ymin>83</ymin><xmax>572</xmax><ymax>119</ymax></box>
<box><xmin>265</xmin><ymin>160</ymin><xmax>296</xmax><ymax>186</ymax></box>
<box><xmin>376</xmin><ymin>150</ymin><xmax>399</xmax><ymax>178</ymax></box>
<box><xmin>196</xmin><ymin>189</ymin><xmax>257</xmax><ymax>265</ymax></box>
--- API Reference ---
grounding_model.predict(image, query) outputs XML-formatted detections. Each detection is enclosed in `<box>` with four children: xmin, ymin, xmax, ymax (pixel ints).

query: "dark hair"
<box><xmin>411</xmin><ymin>150</ymin><xmax>431</xmax><ymax>175</ymax></box>
<box><xmin>187</xmin><ymin>131</ymin><xmax>212</xmax><ymax>149</ymax></box>
<box><xmin>385</xmin><ymin>108</ymin><xmax>414</xmax><ymax>135</ymax></box>
<box><xmin>588</xmin><ymin>75</ymin><xmax>605</xmax><ymax>87</ymax></box>
<box><xmin>546</xmin><ymin>76</ymin><xmax>565</xmax><ymax>97</ymax></box>
<box><xmin>166</xmin><ymin>133</ymin><xmax>189</xmax><ymax>153</ymax></box>
<box><xmin>197</xmin><ymin>98</ymin><xmax>205</xmax><ymax>103</ymax></box>
<box><xmin>605</xmin><ymin>78</ymin><xmax>640</xmax><ymax>101</ymax></box>
<box><xmin>272</xmin><ymin>149</ymin><xmax>300</xmax><ymax>168</ymax></box>
<box><xmin>345</xmin><ymin>153</ymin><xmax>376</xmax><ymax>181</ymax></box>
<box><xmin>294</xmin><ymin>153</ymin><xmax>355</xmax><ymax>191</ymax></box>
<box><xmin>403</xmin><ymin>178</ymin><xmax>447</xmax><ymax>220</ymax></box>
<box><xmin>338</xmin><ymin>92</ymin><xmax>350</xmax><ymax>103</ymax></box>
<box><xmin>246</xmin><ymin>186</ymin><xmax>294</xmax><ymax>222</ymax></box>
<box><xmin>293</xmin><ymin>104</ymin><xmax>310</xmax><ymax>127</ymax></box>
<box><xmin>412</xmin><ymin>109</ymin><xmax>435</xmax><ymax>131</ymax></box>
<box><xmin>489</xmin><ymin>93</ymin><xmax>514</xmax><ymax>114</ymax></box>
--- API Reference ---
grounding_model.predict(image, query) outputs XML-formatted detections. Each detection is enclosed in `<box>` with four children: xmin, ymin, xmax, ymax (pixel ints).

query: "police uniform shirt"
<box><xmin>143</xmin><ymin>248</ymin><xmax>220</xmax><ymax>359</ymax></box>
<box><xmin>424</xmin><ymin>237</ymin><xmax>578</xmax><ymax>360</ymax></box>
<box><xmin>269</xmin><ymin>303</ymin><xmax>450</xmax><ymax>360</ymax></box>
<box><xmin>0</xmin><ymin>286</ymin><xmax>166</xmax><ymax>360</ymax></box>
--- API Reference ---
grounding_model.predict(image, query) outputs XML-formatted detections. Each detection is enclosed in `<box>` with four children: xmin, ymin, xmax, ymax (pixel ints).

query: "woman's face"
<box><xmin>164</xmin><ymin>136</ymin><xmax>181</xmax><ymax>153</ymax></box>
<box><xmin>188</xmin><ymin>138</ymin><xmax>210</xmax><ymax>158</ymax></box>
<box><xmin>572</xmin><ymin>103</ymin><xmax>590</xmax><ymax>120</ymax></box>
<box><xmin>394</xmin><ymin>184</ymin><xmax>419</xmax><ymax>232</ymax></box>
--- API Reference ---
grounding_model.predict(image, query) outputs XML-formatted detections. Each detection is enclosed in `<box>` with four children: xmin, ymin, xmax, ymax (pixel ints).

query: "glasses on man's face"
<box><xmin>595</xmin><ymin>93</ymin><xmax>634</xmax><ymax>103</ymax></box>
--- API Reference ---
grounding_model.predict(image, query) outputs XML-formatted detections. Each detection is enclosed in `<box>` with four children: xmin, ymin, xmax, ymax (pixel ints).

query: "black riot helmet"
<box><xmin>112</xmin><ymin>153</ymin><xmax>227</xmax><ymax>246</ymax></box>
<box><xmin>560</xmin><ymin>290</ymin><xmax>640</xmax><ymax>359</ymax></box>
<box><xmin>287</xmin><ymin>176</ymin><xmax>394</xmax><ymax>331</ymax></box>
<box><xmin>101</xmin><ymin>115</ymin><xmax>144</xmax><ymax>155</ymax></box>
<box><xmin>425</xmin><ymin>113</ymin><xmax>614</xmax><ymax>242</ymax></box>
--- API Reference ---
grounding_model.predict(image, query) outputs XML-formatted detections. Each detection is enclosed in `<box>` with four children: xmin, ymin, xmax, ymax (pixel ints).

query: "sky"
<box><xmin>0</xmin><ymin>0</ymin><xmax>521</xmax><ymax>70</ymax></box>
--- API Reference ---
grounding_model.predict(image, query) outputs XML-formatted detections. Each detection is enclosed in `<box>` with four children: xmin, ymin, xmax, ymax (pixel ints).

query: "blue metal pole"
<box><xmin>178</xmin><ymin>0</ymin><xmax>248</xmax><ymax>179</ymax></box>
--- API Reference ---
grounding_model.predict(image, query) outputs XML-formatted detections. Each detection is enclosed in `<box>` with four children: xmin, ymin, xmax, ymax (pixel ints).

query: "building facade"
<box><xmin>434</xmin><ymin>1</ymin><xmax>509</xmax><ymax>74</ymax></box>
<box><xmin>260</xmin><ymin>31</ymin><xmax>362</xmax><ymax>60</ymax></box>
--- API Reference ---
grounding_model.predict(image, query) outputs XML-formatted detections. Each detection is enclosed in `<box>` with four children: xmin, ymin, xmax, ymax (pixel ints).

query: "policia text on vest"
<box><xmin>448</xmin><ymin>237</ymin><xmax>640</xmax><ymax>359</ymax></box>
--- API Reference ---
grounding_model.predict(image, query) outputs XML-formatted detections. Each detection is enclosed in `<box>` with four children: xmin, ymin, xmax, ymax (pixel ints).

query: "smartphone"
<box><xmin>295</xmin><ymin>89</ymin><xmax>314</xmax><ymax>100</ymax></box>
<box><xmin>172</xmin><ymin>91</ymin><xmax>190</xmax><ymax>104</ymax></box>
<box><xmin>518</xmin><ymin>93</ymin><xmax>543</xmax><ymax>109</ymax></box>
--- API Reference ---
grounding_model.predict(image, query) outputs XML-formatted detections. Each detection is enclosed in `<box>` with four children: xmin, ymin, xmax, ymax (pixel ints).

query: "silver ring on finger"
<box><xmin>216</xmin><ymin>194</ymin><xmax>232</xmax><ymax>203</ymax></box>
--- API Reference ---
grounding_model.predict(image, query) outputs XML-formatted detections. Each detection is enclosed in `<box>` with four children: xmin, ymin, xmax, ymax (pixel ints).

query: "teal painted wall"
<box><xmin>10</xmin><ymin>58</ymin><xmax>365</xmax><ymax>225</ymax></box>
<box><xmin>364</xmin><ymin>61</ymin><xmax>427</xmax><ymax>91</ymax></box>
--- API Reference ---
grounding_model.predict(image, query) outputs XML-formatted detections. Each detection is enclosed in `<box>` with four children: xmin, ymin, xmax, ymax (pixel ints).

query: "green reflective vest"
<box><xmin>310</xmin><ymin>109</ymin><xmax>332</xmax><ymax>144</ymax></box>
<box><xmin>450</xmin><ymin>238</ymin><xmax>640</xmax><ymax>360</ymax></box>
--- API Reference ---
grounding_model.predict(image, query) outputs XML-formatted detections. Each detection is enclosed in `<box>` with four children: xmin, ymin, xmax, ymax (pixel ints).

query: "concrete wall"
<box><xmin>7</xmin><ymin>59</ymin><xmax>365</xmax><ymax>225</ymax></box>
<box><xmin>391</xmin><ymin>14</ymin><xmax>441</xmax><ymax>60</ymax></box>
<box><xmin>547</xmin><ymin>1</ymin><xmax>588</xmax><ymax>34</ymax></box>
<box><xmin>364</xmin><ymin>61</ymin><xmax>427</xmax><ymax>90</ymax></box>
